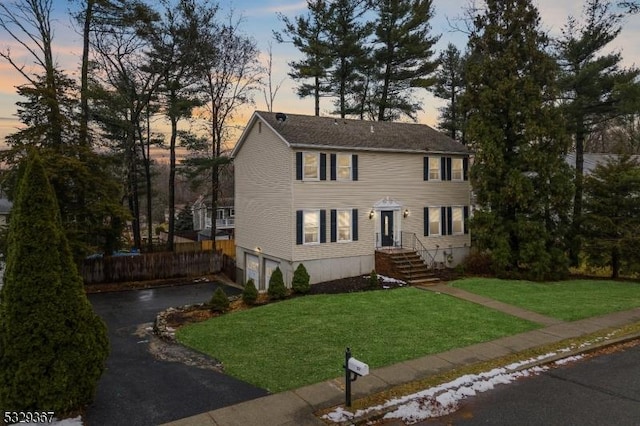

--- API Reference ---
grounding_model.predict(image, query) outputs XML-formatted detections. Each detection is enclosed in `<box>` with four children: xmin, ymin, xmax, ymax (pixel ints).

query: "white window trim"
<box><xmin>303</xmin><ymin>210</ymin><xmax>321</xmax><ymax>245</ymax></box>
<box><xmin>337</xmin><ymin>209</ymin><xmax>352</xmax><ymax>243</ymax></box>
<box><xmin>303</xmin><ymin>152</ymin><xmax>320</xmax><ymax>181</ymax></box>
<box><xmin>429</xmin><ymin>157</ymin><xmax>441</xmax><ymax>181</ymax></box>
<box><xmin>452</xmin><ymin>158</ymin><xmax>464</xmax><ymax>181</ymax></box>
<box><xmin>452</xmin><ymin>206</ymin><xmax>464</xmax><ymax>235</ymax></box>
<box><xmin>337</xmin><ymin>154</ymin><xmax>352</xmax><ymax>181</ymax></box>
<box><xmin>428</xmin><ymin>206</ymin><xmax>441</xmax><ymax>236</ymax></box>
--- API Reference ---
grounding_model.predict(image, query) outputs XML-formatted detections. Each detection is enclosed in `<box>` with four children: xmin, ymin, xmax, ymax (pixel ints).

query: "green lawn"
<box><xmin>452</xmin><ymin>278</ymin><xmax>640</xmax><ymax>321</ymax></box>
<box><xmin>176</xmin><ymin>287</ymin><xmax>537</xmax><ymax>392</ymax></box>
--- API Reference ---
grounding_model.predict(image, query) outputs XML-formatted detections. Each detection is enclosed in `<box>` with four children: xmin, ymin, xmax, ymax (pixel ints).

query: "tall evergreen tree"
<box><xmin>554</xmin><ymin>0</ymin><xmax>640</xmax><ymax>264</ymax></box>
<box><xmin>324</xmin><ymin>0</ymin><xmax>372</xmax><ymax>118</ymax></box>
<box><xmin>432</xmin><ymin>43</ymin><xmax>467</xmax><ymax>142</ymax></box>
<box><xmin>0</xmin><ymin>150</ymin><xmax>109</xmax><ymax>413</ymax></box>
<box><xmin>464</xmin><ymin>0</ymin><xmax>574</xmax><ymax>280</ymax></box>
<box><xmin>275</xmin><ymin>0</ymin><xmax>332</xmax><ymax>116</ymax></box>
<box><xmin>583</xmin><ymin>154</ymin><xmax>640</xmax><ymax>278</ymax></box>
<box><xmin>371</xmin><ymin>0</ymin><xmax>439</xmax><ymax>121</ymax></box>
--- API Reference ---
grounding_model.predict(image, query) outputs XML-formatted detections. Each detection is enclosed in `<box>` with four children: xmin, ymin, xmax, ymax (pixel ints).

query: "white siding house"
<box><xmin>232</xmin><ymin>111</ymin><xmax>471</xmax><ymax>289</ymax></box>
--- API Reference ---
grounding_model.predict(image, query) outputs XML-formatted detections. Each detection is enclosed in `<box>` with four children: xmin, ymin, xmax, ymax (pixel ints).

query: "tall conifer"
<box><xmin>0</xmin><ymin>151</ymin><xmax>109</xmax><ymax>413</ymax></box>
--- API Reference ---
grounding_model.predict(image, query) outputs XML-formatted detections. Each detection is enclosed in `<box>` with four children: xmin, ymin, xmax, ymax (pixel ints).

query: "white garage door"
<box><xmin>263</xmin><ymin>259</ymin><xmax>281</xmax><ymax>292</ymax></box>
<box><xmin>246</xmin><ymin>254</ymin><xmax>260</xmax><ymax>288</ymax></box>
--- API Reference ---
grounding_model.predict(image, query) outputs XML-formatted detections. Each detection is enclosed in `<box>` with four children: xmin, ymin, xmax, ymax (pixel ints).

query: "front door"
<box><xmin>381</xmin><ymin>210</ymin><xmax>394</xmax><ymax>247</ymax></box>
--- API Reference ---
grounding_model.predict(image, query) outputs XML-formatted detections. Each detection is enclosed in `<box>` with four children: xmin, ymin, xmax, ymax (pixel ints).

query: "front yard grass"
<box><xmin>176</xmin><ymin>287</ymin><xmax>537</xmax><ymax>392</ymax></box>
<box><xmin>452</xmin><ymin>278</ymin><xmax>640</xmax><ymax>321</ymax></box>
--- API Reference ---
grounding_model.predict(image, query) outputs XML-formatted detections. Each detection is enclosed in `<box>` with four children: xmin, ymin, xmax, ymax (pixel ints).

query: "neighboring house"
<box><xmin>566</xmin><ymin>152</ymin><xmax>640</xmax><ymax>174</ymax></box>
<box><xmin>191</xmin><ymin>195</ymin><xmax>235</xmax><ymax>240</ymax></box>
<box><xmin>0</xmin><ymin>197</ymin><xmax>12</xmax><ymax>228</ymax></box>
<box><xmin>232</xmin><ymin>111</ymin><xmax>472</xmax><ymax>290</ymax></box>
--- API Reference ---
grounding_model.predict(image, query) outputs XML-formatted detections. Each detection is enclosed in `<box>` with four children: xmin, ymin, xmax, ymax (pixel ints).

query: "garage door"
<box><xmin>263</xmin><ymin>259</ymin><xmax>281</xmax><ymax>292</ymax></box>
<box><xmin>246</xmin><ymin>254</ymin><xmax>260</xmax><ymax>288</ymax></box>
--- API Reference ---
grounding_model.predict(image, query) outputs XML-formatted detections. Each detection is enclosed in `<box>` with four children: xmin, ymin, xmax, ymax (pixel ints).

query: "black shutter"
<box><xmin>352</xmin><ymin>155</ymin><xmax>358</xmax><ymax>181</ymax></box>
<box><xmin>320</xmin><ymin>153</ymin><xmax>327</xmax><ymax>180</ymax></box>
<box><xmin>330</xmin><ymin>210</ymin><xmax>337</xmax><ymax>242</ymax></box>
<box><xmin>352</xmin><ymin>208</ymin><xmax>358</xmax><ymax>241</ymax></box>
<box><xmin>424</xmin><ymin>207</ymin><xmax>429</xmax><ymax>236</ymax></box>
<box><xmin>447</xmin><ymin>207</ymin><xmax>453</xmax><ymax>235</ymax></box>
<box><xmin>463</xmin><ymin>157</ymin><xmax>469</xmax><ymax>181</ymax></box>
<box><xmin>296</xmin><ymin>210</ymin><xmax>303</xmax><ymax>244</ymax></box>
<box><xmin>330</xmin><ymin>154</ymin><xmax>337</xmax><ymax>180</ymax></box>
<box><xmin>423</xmin><ymin>156</ymin><xmax>429</xmax><ymax>181</ymax></box>
<box><xmin>440</xmin><ymin>157</ymin><xmax>446</xmax><ymax>180</ymax></box>
<box><xmin>441</xmin><ymin>206</ymin><xmax>447</xmax><ymax>235</ymax></box>
<box><xmin>464</xmin><ymin>206</ymin><xmax>470</xmax><ymax>234</ymax></box>
<box><xmin>446</xmin><ymin>157</ymin><xmax>452</xmax><ymax>181</ymax></box>
<box><xmin>296</xmin><ymin>152</ymin><xmax>303</xmax><ymax>180</ymax></box>
<box><xmin>320</xmin><ymin>210</ymin><xmax>326</xmax><ymax>243</ymax></box>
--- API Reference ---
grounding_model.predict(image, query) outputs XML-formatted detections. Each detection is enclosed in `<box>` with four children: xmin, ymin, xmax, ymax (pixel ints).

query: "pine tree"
<box><xmin>0</xmin><ymin>150</ymin><xmax>109</xmax><ymax>413</ymax></box>
<box><xmin>582</xmin><ymin>155</ymin><xmax>640</xmax><ymax>278</ymax></box>
<box><xmin>554</xmin><ymin>0</ymin><xmax>640</xmax><ymax>264</ymax></box>
<box><xmin>291</xmin><ymin>263</ymin><xmax>311</xmax><ymax>294</ymax></box>
<box><xmin>267</xmin><ymin>267</ymin><xmax>287</xmax><ymax>300</ymax></box>
<box><xmin>371</xmin><ymin>0</ymin><xmax>440</xmax><ymax>121</ymax></box>
<box><xmin>464</xmin><ymin>0</ymin><xmax>574</xmax><ymax>280</ymax></box>
<box><xmin>432</xmin><ymin>43</ymin><xmax>467</xmax><ymax>143</ymax></box>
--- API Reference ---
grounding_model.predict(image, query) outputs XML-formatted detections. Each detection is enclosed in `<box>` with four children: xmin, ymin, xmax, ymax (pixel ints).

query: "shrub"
<box><xmin>210</xmin><ymin>287</ymin><xmax>230</xmax><ymax>312</ymax></box>
<box><xmin>463</xmin><ymin>250</ymin><xmax>493</xmax><ymax>275</ymax></box>
<box><xmin>242</xmin><ymin>278</ymin><xmax>258</xmax><ymax>305</ymax></box>
<box><xmin>268</xmin><ymin>267</ymin><xmax>287</xmax><ymax>300</ymax></box>
<box><xmin>291</xmin><ymin>263</ymin><xmax>311</xmax><ymax>294</ymax></box>
<box><xmin>369</xmin><ymin>270</ymin><xmax>379</xmax><ymax>289</ymax></box>
<box><xmin>0</xmin><ymin>151</ymin><xmax>109</xmax><ymax>414</ymax></box>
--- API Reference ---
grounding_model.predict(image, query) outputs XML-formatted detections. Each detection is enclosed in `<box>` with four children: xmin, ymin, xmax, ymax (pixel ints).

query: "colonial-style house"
<box><xmin>231</xmin><ymin>111</ymin><xmax>471</xmax><ymax>290</ymax></box>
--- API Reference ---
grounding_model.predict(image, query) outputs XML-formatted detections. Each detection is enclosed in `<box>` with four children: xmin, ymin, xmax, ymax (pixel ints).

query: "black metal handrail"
<box><xmin>400</xmin><ymin>231</ymin><xmax>438</xmax><ymax>270</ymax></box>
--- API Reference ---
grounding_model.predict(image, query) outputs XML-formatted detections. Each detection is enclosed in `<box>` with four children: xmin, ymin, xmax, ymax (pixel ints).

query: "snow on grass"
<box><xmin>322</xmin><ymin>346</ymin><xmax>590</xmax><ymax>425</ymax></box>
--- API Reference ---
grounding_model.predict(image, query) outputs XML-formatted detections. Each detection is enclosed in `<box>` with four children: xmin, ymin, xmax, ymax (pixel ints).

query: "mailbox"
<box><xmin>347</xmin><ymin>357</ymin><xmax>369</xmax><ymax>376</ymax></box>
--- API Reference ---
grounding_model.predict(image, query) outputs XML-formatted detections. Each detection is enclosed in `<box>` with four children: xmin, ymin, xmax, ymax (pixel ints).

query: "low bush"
<box><xmin>210</xmin><ymin>287</ymin><xmax>230</xmax><ymax>312</ymax></box>
<box><xmin>369</xmin><ymin>270</ymin><xmax>379</xmax><ymax>289</ymax></box>
<box><xmin>463</xmin><ymin>250</ymin><xmax>493</xmax><ymax>275</ymax></box>
<box><xmin>242</xmin><ymin>279</ymin><xmax>258</xmax><ymax>305</ymax></box>
<box><xmin>292</xmin><ymin>263</ymin><xmax>311</xmax><ymax>294</ymax></box>
<box><xmin>268</xmin><ymin>267</ymin><xmax>287</xmax><ymax>300</ymax></box>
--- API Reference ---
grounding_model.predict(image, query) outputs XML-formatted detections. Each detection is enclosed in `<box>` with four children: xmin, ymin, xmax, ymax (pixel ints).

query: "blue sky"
<box><xmin>0</xmin><ymin>0</ymin><xmax>638</xmax><ymax>140</ymax></box>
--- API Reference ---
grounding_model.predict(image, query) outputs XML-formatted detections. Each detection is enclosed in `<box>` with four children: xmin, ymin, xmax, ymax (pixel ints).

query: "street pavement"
<box><xmin>163</xmin><ymin>283</ymin><xmax>640</xmax><ymax>426</ymax></box>
<box><xmin>87</xmin><ymin>282</ymin><xmax>268</xmax><ymax>426</ymax></box>
<box><xmin>421</xmin><ymin>342</ymin><xmax>640</xmax><ymax>425</ymax></box>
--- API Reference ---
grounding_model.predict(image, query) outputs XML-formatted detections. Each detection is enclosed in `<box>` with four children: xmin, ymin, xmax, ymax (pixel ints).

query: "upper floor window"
<box><xmin>303</xmin><ymin>153</ymin><xmax>319</xmax><ymax>180</ymax></box>
<box><xmin>452</xmin><ymin>158</ymin><xmax>463</xmax><ymax>181</ymax></box>
<box><xmin>429</xmin><ymin>157</ymin><xmax>440</xmax><ymax>180</ymax></box>
<box><xmin>337</xmin><ymin>154</ymin><xmax>352</xmax><ymax>180</ymax></box>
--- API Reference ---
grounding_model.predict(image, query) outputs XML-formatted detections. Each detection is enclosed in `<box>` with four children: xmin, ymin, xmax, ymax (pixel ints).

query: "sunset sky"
<box><xmin>0</xmin><ymin>0</ymin><xmax>639</xmax><ymax>147</ymax></box>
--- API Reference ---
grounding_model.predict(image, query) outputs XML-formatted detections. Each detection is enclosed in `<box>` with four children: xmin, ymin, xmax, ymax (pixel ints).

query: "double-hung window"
<box><xmin>337</xmin><ymin>210</ymin><xmax>352</xmax><ymax>242</ymax></box>
<box><xmin>429</xmin><ymin>207</ymin><xmax>441</xmax><ymax>236</ymax></box>
<box><xmin>303</xmin><ymin>210</ymin><xmax>320</xmax><ymax>244</ymax></box>
<box><xmin>452</xmin><ymin>158</ymin><xmax>463</xmax><ymax>181</ymax></box>
<box><xmin>303</xmin><ymin>153</ymin><xmax>319</xmax><ymax>180</ymax></box>
<box><xmin>452</xmin><ymin>207</ymin><xmax>464</xmax><ymax>234</ymax></box>
<box><xmin>337</xmin><ymin>154</ymin><xmax>352</xmax><ymax>180</ymax></box>
<box><xmin>429</xmin><ymin>157</ymin><xmax>440</xmax><ymax>180</ymax></box>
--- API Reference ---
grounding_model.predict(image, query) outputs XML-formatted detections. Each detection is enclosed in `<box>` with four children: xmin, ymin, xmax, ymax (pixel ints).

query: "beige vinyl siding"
<box><xmin>292</xmin><ymin>150</ymin><xmax>470</xmax><ymax>261</ymax></box>
<box><xmin>235</xmin><ymin>120</ymin><xmax>293</xmax><ymax>261</ymax></box>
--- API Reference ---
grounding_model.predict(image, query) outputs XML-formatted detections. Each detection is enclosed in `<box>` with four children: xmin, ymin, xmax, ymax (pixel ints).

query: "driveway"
<box><xmin>87</xmin><ymin>282</ymin><xmax>269</xmax><ymax>426</ymax></box>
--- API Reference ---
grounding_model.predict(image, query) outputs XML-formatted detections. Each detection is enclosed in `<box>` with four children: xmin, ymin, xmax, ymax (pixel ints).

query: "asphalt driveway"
<box><xmin>87</xmin><ymin>282</ymin><xmax>268</xmax><ymax>426</ymax></box>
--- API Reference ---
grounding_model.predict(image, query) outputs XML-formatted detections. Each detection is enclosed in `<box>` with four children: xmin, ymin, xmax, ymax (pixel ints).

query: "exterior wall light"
<box><xmin>403</xmin><ymin>209</ymin><xmax>409</xmax><ymax>218</ymax></box>
<box><xmin>369</xmin><ymin>209</ymin><xmax>374</xmax><ymax>219</ymax></box>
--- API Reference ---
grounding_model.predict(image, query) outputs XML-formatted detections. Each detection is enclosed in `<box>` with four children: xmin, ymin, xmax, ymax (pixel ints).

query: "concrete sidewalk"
<box><xmin>163</xmin><ymin>285</ymin><xmax>640</xmax><ymax>426</ymax></box>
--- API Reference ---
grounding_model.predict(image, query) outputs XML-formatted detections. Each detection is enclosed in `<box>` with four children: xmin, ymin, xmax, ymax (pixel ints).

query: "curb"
<box><xmin>335</xmin><ymin>330</ymin><xmax>640</xmax><ymax>426</ymax></box>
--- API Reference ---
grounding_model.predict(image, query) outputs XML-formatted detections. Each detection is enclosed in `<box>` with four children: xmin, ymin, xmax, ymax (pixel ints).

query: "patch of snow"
<box><xmin>378</xmin><ymin>275</ymin><xmax>406</xmax><ymax>285</ymax></box>
<box><xmin>15</xmin><ymin>416</ymin><xmax>83</xmax><ymax>426</ymax></box>
<box><xmin>322</xmin><ymin>346</ymin><xmax>593</xmax><ymax>425</ymax></box>
<box><xmin>554</xmin><ymin>355</ymin><xmax>584</xmax><ymax>366</ymax></box>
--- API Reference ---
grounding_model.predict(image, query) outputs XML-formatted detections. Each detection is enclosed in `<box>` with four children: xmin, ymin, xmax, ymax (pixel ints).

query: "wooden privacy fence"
<box><xmin>82</xmin><ymin>250</ymin><xmax>222</xmax><ymax>284</ymax></box>
<box><xmin>174</xmin><ymin>239</ymin><xmax>235</xmax><ymax>258</ymax></box>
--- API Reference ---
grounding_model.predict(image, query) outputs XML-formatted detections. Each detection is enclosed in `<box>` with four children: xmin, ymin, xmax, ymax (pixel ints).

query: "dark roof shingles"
<box><xmin>256</xmin><ymin>111</ymin><xmax>467</xmax><ymax>154</ymax></box>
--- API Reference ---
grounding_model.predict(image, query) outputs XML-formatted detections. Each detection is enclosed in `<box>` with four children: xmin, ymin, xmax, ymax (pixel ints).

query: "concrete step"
<box><xmin>407</xmin><ymin>277</ymin><xmax>441</xmax><ymax>285</ymax></box>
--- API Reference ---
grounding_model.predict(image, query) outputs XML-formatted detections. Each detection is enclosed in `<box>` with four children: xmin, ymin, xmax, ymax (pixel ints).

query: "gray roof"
<box><xmin>234</xmin><ymin>111</ymin><xmax>468</xmax><ymax>156</ymax></box>
<box><xmin>566</xmin><ymin>153</ymin><xmax>640</xmax><ymax>174</ymax></box>
<box><xmin>0</xmin><ymin>198</ymin><xmax>12</xmax><ymax>215</ymax></box>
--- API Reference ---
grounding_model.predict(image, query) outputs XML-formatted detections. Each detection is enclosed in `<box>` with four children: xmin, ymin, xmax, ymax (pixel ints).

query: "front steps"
<box><xmin>375</xmin><ymin>249</ymin><xmax>441</xmax><ymax>285</ymax></box>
